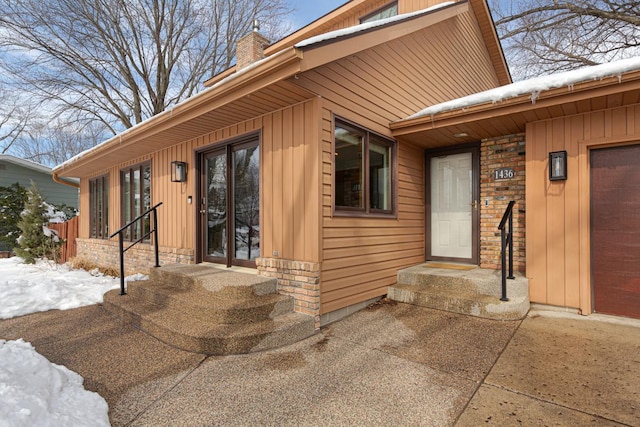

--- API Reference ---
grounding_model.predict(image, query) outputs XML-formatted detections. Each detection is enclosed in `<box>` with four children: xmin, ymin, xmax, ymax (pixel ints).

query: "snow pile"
<box><xmin>0</xmin><ymin>339</ymin><xmax>110</xmax><ymax>427</ymax></box>
<box><xmin>0</xmin><ymin>257</ymin><xmax>147</xmax><ymax>320</ymax></box>
<box><xmin>409</xmin><ymin>56</ymin><xmax>640</xmax><ymax>119</ymax></box>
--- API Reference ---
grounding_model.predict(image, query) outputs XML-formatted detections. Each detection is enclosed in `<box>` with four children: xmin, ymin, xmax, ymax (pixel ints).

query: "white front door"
<box><xmin>429</xmin><ymin>151</ymin><xmax>477</xmax><ymax>261</ymax></box>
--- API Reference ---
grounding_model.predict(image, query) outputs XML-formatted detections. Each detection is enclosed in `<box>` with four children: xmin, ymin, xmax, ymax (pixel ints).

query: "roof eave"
<box><xmin>468</xmin><ymin>0</ymin><xmax>511</xmax><ymax>86</ymax></box>
<box><xmin>54</xmin><ymin>47</ymin><xmax>304</xmax><ymax>176</ymax></box>
<box><xmin>391</xmin><ymin>70</ymin><xmax>640</xmax><ymax>137</ymax></box>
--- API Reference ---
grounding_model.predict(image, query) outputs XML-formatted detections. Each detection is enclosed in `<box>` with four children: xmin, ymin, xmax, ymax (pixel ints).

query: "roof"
<box><xmin>391</xmin><ymin>57</ymin><xmax>640</xmax><ymax>147</ymax></box>
<box><xmin>0</xmin><ymin>154</ymin><xmax>80</xmax><ymax>186</ymax></box>
<box><xmin>0</xmin><ymin>154</ymin><xmax>53</xmax><ymax>175</ymax></box>
<box><xmin>294</xmin><ymin>2</ymin><xmax>455</xmax><ymax>48</ymax></box>
<box><xmin>55</xmin><ymin>0</ymin><xmax>503</xmax><ymax>178</ymax></box>
<box><xmin>204</xmin><ymin>0</ymin><xmax>510</xmax><ymax>87</ymax></box>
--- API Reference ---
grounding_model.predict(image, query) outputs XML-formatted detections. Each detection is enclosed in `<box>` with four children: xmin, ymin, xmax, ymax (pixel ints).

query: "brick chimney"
<box><xmin>236</xmin><ymin>20</ymin><xmax>270</xmax><ymax>70</ymax></box>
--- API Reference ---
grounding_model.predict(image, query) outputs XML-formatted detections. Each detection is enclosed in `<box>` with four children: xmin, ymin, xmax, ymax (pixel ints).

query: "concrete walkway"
<box><xmin>1</xmin><ymin>301</ymin><xmax>638</xmax><ymax>426</ymax></box>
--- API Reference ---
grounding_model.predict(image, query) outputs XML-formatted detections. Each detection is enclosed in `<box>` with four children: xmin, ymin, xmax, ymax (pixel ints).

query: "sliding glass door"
<box><xmin>200</xmin><ymin>138</ymin><xmax>259</xmax><ymax>267</ymax></box>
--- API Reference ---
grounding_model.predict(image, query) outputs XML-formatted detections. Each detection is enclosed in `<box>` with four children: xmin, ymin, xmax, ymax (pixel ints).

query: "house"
<box><xmin>53</xmin><ymin>0</ymin><xmax>640</xmax><ymax>326</ymax></box>
<box><xmin>1</xmin><ymin>155</ymin><xmax>79</xmax><ymax>253</ymax></box>
<box><xmin>0</xmin><ymin>154</ymin><xmax>79</xmax><ymax>208</ymax></box>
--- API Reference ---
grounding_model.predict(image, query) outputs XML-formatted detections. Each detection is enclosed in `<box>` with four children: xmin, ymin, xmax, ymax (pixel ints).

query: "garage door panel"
<box><xmin>591</xmin><ymin>144</ymin><xmax>640</xmax><ymax>319</ymax></box>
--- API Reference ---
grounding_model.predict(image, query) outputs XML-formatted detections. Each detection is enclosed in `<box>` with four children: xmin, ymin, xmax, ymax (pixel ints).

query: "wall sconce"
<box><xmin>171</xmin><ymin>161</ymin><xmax>187</xmax><ymax>182</ymax></box>
<box><xmin>549</xmin><ymin>151</ymin><xmax>567</xmax><ymax>181</ymax></box>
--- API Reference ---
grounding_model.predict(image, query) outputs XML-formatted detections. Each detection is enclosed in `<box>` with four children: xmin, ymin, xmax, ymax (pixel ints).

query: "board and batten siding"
<box><xmin>320</xmin><ymin>104</ymin><xmax>426</xmax><ymax>314</ymax></box>
<box><xmin>525</xmin><ymin>104</ymin><xmax>640</xmax><ymax>315</ymax></box>
<box><xmin>78</xmin><ymin>99</ymin><xmax>322</xmax><ymax>264</ymax></box>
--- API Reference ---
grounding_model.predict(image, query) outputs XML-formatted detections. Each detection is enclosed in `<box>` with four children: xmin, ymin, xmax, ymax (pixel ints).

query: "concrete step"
<box><xmin>104</xmin><ymin>292</ymin><xmax>315</xmax><ymax>355</ymax></box>
<box><xmin>125</xmin><ymin>280</ymin><xmax>294</xmax><ymax>324</ymax></box>
<box><xmin>104</xmin><ymin>264</ymin><xmax>315</xmax><ymax>355</ymax></box>
<box><xmin>388</xmin><ymin>264</ymin><xmax>529</xmax><ymax>320</ymax></box>
<box><xmin>149</xmin><ymin>264</ymin><xmax>278</xmax><ymax>297</ymax></box>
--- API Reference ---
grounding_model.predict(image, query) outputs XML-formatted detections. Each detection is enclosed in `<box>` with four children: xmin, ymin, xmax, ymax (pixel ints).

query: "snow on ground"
<box><xmin>0</xmin><ymin>257</ymin><xmax>148</xmax><ymax>426</ymax></box>
<box><xmin>0</xmin><ymin>339</ymin><xmax>110</xmax><ymax>427</ymax></box>
<box><xmin>0</xmin><ymin>257</ymin><xmax>146</xmax><ymax>320</ymax></box>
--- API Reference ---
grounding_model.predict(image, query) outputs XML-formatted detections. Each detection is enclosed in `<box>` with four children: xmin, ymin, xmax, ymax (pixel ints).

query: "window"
<box><xmin>89</xmin><ymin>175</ymin><xmax>109</xmax><ymax>239</ymax></box>
<box><xmin>360</xmin><ymin>1</ymin><xmax>398</xmax><ymax>24</ymax></box>
<box><xmin>121</xmin><ymin>162</ymin><xmax>151</xmax><ymax>241</ymax></box>
<box><xmin>334</xmin><ymin>119</ymin><xmax>394</xmax><ymax>215</ymax></box>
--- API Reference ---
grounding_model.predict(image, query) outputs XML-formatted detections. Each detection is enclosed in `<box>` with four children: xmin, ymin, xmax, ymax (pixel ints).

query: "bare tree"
<box><xmin>0</xmin><ymin>86</ymin><xmax>31</xmax><ymax>154</ymax></box>
<box><xmin>0</xmin><ymin>0</ymin><xmax>292</xmax><ymax>135</ymax></box>
<box><xmin>15</xmin><ymin>118</ymin><xmax>108</xmax><ymax>167</ymax></box>
<box><xmin>491</xmin><ymin>0</ymin><xmax>640</xmax><ymax>80</ymax></box>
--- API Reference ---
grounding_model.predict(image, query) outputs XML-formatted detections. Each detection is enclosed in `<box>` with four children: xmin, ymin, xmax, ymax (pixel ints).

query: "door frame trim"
<box><xmin>425</xmin><ymin>143</ymin><xmax>480</xmax><ymax>265</ymax></box>
<box><xmin>195</xmin><ymin>131</ymin><xmax>261</xmax><ymax>267</ymax></box>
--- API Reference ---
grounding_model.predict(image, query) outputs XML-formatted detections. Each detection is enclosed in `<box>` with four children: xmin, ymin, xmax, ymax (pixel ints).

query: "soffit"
<box><xmin>57</xmin><ymin>79</ymin><xmax>316</xmax><ymax>178</ymax></box>
<box><xmin>391</xmin><ymin>72</ymin><xmax>640</xmax><ymax>147</ymax></box>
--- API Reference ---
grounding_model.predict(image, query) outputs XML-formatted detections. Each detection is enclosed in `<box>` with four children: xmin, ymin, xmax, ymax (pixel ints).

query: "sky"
<box><xmin>287</xmin><ymin>0</ymin><xmax>347</xmax><ymax>30</ymax></box>
<box><xmin>285</xmin><ymin>1</ymin><xmax>510</xmax><ymax>31</ymax></box>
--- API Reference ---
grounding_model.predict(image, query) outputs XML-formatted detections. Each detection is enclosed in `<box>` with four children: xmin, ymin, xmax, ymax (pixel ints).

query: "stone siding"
<box><xmin>256</xmin><ymin>257</ymin><xmax>321</xmax><ymax>326</ymax></box>
<box><xmin>76</xmin><ymin>238</ymin><xmax>194</xmax><ymax>275</ymax></box>
<box><xmin>479</xmin><ymin>134</ymin><xmax>526</xmax><ymax>272</ymax></box>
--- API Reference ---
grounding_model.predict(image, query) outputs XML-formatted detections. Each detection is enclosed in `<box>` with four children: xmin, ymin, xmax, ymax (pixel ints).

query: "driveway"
<box><xmin>0</xmin><ymin>301</ymin><xmax>638</xmax><ymax>426</ymax></box>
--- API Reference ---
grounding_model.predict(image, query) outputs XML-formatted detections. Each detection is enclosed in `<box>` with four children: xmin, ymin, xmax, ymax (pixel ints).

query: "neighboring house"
<box><xmin>0</xmin><ymin>154</ymin><xmax>79</xmax><ymax>253</ymax></box>
<box><xmin>53</xmin><ymin>0</ymin><xmax>640</xmax><ymax>323</ymax></box>
<box><xmin>0</xmin><ymin>154</ymin><xmax>79</xmax><ymax>208</ymax></box>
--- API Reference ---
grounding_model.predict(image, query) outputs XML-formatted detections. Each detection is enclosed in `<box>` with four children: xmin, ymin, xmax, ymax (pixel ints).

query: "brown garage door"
<box><xmin>591</xmin><ymin>145</ymin><xmax>640</xmax><ymax>319</ymax></box>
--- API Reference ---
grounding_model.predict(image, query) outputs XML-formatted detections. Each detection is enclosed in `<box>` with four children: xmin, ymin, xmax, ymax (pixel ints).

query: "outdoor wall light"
<box><xmin>171</xmin><ymin>161</ymin><xmax>187</xmax><ymax>182</ymax></box>
<box><xmin>549</xmin><ymin>151</ymin><xmax>567</xmax><ymax>181</ymax></box>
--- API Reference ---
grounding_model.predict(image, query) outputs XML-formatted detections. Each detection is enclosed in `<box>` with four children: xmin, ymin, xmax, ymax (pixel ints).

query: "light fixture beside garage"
<box><xmin>171</xmin><ymin>161</ymin><xmax>187</xmax><ymax>182</ymax></box>
<box><xmin>549</xmin><ymin>151</ymin><xmax>567</xmax><ymax>181</ymax></box>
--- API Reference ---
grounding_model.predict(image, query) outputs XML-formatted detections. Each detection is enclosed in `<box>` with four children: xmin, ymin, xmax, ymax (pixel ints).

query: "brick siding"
<box><xmin>76</xmin><ymin>238</ymin><xmax>194</xmax><ymax>275</ymax></box>
<box><xmin>479</xmin><ymin>134</ymin><xmax>526</xmax><ymax>272</ymax></box>
<box><xmin>256</xmin><ymin>257</ymin><xmax>321</xmax><ymax>327</ymax></box>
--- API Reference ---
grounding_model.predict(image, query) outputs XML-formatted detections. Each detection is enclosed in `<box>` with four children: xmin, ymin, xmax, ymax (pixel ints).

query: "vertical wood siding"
<box><xmin>78</xmin><ymin>100</ymin><xmax>322</xmax><ymax>264</ymax></box>
<box><xmin>525</xmin><ymin>104</ymin><xmax>640</xmax><ymax>313</ymax></box>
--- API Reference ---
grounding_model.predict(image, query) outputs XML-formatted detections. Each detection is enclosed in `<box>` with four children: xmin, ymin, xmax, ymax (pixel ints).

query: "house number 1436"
<box><xmin>494</xmin><ymin>168</ymin><xmax>515</xmax><ymax>180</ymax></box>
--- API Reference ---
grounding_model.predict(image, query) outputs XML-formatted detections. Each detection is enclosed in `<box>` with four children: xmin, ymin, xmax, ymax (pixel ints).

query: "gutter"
<box><xmin>52</xmin><ymin>172</ymin><xmax>80</xmax><ymax>189</ymax></box>
<box><xmin>54</xmin><ymin>47</ymin><xmax>304</xmax><ymax>176</ymax></box>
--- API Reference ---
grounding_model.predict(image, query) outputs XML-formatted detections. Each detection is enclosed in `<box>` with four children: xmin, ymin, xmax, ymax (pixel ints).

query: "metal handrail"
<box><xmin>497</xmin><ymin>201</ymin><xmax>516</xmax><ymax>301</ymax></box>
<box><xmin>109</xmin><ymin>202</ymin><xmax>162</xmax><ymax>295</ymax></box>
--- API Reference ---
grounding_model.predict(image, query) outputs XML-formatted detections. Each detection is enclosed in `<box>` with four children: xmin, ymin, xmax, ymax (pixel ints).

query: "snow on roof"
<box><xmin>408</xmin><ymin>56</ymin><xmax>640</xmax><ymax>120</ymax></box>
<box><xmin>295</xmin><ymin>2</ymin><xmax>455</xmax><ymax>48</ymax></box>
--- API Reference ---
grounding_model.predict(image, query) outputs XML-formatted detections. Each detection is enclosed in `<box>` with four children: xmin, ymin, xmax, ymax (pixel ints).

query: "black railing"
<box><xmin>109</xmin><ymin>202</ymin><xmax>163</xmax><ymax>295</ymax></box>
<box><xmin>498</xmin><ymin>200</ymin><xmax>516</xmax><ymax>301</ymax></box>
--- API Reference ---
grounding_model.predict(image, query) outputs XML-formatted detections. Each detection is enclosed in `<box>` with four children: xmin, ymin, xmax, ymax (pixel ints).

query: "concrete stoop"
<box><xmin>103</xmin><ymin>264</ymin><xmax>316</xmax><ymax>355</ymax></box>
<box><xmin>387</xmin><ymin>264</ymin><xmax>530</xmax><ymax>320</ymax></box>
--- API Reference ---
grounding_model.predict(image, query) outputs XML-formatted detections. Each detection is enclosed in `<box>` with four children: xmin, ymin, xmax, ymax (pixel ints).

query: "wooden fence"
<box><xmin>48</xmin><ymin>216</ymin><xmax>79</xmax><ymax>264</ymax></box>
